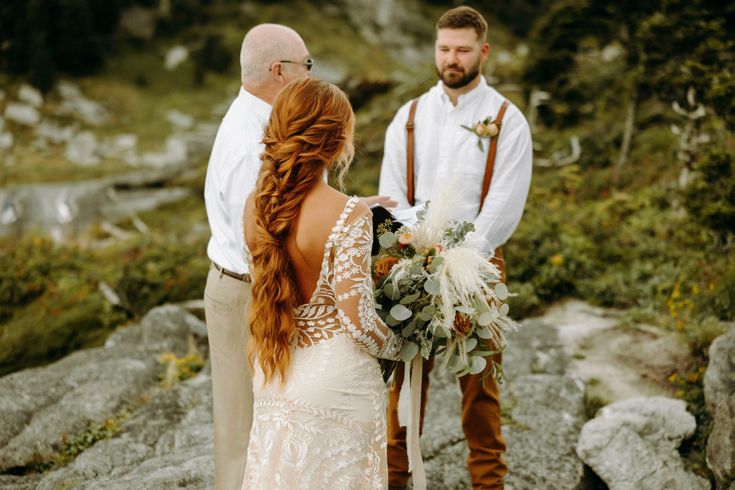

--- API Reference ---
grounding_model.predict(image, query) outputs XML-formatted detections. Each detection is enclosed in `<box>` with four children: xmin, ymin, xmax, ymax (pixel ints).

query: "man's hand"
<box><xmin>361</xmin><ymin>195</ymin><xmax>398</xmax><ymax>209</ymax></box>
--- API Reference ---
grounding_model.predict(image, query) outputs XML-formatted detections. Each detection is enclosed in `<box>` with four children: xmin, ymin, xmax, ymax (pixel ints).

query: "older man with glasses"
<box><xmin>203</xmin><ymin>23</ymin><xmax>312</xmax><ymax>490</ymax></box>
<box><xmin>203</xmin><ymin>23</ymin><xmax>393</xmax><ymax>490</ymax></box>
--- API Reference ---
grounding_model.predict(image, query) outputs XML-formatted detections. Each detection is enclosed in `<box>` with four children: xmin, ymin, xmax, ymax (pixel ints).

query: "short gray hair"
<box><xmin>240</xmin><ymin>25</ymin><xmax>298</xmax><ymax>85</ymax></box>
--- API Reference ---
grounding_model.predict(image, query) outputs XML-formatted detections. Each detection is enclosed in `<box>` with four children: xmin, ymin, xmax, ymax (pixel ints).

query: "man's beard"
<box><xmin>437</xmin><ymin>59</ymin><xmax>481</xmax><ymax>89</ymax></box>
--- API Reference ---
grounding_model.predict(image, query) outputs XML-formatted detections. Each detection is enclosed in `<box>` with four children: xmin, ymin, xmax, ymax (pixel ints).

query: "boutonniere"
<box><xmin>460</xmin><ymin>116</ymin><xmax>500</xmax><ymax>151</ymax></box>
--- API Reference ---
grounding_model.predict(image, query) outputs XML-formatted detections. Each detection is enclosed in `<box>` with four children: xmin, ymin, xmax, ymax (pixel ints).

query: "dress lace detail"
<box><xmin>242</xmin><ymin>196</ymin><xmax>402</xmax><ymax>490</ymax></box>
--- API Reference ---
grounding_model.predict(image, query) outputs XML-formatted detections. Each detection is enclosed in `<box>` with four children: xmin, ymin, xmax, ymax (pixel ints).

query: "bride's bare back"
<box><xmin>244</xmin><ymin>181</ymin><xmax>363</xmax><ymax>304</ymax></box>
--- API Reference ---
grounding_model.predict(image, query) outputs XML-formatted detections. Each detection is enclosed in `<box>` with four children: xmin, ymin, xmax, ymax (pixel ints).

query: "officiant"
<box><xmin>378</xmin><ymin>6</ymin><xmax>533</xmax><ymax>489</ymax></box>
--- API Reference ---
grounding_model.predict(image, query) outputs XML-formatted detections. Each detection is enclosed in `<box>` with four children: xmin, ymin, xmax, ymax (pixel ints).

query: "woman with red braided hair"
<box><xmin>241</xmin><ymin>77</ymin><xmax>402</xmax><ymax>489</ymax></box>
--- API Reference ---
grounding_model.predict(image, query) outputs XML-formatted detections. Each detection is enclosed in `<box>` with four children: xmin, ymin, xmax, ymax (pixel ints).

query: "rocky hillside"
<box><xmin>2</xmin><ymin>301</ymin><xmax>732</xmax><ymax>488</ymax></box>
<box><xmin>1</xmin><ymin>0</ymin><xmax>733</xmax><ymax>487</ymax></box>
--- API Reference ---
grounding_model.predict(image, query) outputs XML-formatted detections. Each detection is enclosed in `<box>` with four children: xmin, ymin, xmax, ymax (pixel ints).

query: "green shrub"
<box><xmin>115</xmin><ymin>241</ymin><xmax>209</xmax><ymax>317</ymax></box>
<box><xmin>683</xmin><ymin>150</ymin><xmax>735</xmax><ymax>242</ymax></box>
<box><xmin>0</xmin><ymin>285</ymin><xmax>125</xmax><ymax>376</ymax></box>
<box><xmin>0</xmin><ymin>237</ymin><xmax>82</xmax><ymax>322</ymax></box>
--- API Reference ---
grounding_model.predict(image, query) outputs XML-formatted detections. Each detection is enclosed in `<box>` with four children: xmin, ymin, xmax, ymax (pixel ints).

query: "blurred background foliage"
<box><xmin>0</xmin><ymin>0</ymin><xmax>733</xmax><ymax>388</ymax></box>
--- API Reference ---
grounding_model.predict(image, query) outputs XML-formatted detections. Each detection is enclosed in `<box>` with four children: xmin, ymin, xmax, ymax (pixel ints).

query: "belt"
<box><xmin>212</xmin><ymin>262</ymin><xmax>251</xmax><ymax>283</ymax></box>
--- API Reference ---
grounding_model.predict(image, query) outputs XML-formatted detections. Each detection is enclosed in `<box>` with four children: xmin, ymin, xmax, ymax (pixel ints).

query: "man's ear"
<box><xmin>270</xmin><ymin>61</ymin><xmax>283</xmax><ymax>82</ymax></box>
<box><xmin>481</xmin><ymin>42</ymin><xmax>490</xmax><ymax>60</ymax></box>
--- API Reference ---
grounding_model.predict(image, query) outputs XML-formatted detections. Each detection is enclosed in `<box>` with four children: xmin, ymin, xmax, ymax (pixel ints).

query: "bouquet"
<box><xmin>372</xmin><ymin>204</ymin><xmax>517</xmax><ymax>380</ymax></box>
<box><xmin>371</xmin><ymin>199</ymin><xmax>518</xmax><ymax>490</ymax></box>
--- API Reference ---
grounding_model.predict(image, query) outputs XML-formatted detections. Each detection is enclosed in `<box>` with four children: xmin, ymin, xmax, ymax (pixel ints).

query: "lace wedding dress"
<box><xmin>241</xmin><ymin>197</ymin><xmax>402</xmax><ymax>490</ymax></box>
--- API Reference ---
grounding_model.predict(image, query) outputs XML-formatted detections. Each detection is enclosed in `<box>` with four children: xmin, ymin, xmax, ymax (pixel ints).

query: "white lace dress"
<box><xmin>241</xmin><ymin>197</ymin><xmax>402</xmax><ymax>490</ymax></box>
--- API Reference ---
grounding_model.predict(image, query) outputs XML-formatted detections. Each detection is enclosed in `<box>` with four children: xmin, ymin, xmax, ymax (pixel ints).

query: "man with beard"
<box><xmin>378</xmin><ymin>6</ymin><xmax>532</xmax><ymax>489</ymax></box>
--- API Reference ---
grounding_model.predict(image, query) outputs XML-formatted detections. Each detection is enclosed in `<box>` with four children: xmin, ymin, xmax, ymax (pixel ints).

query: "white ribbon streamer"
<box><xmin>397</xmin><ymin>356</ymin><xmax>426</xmax><ymax>490</ymax></box>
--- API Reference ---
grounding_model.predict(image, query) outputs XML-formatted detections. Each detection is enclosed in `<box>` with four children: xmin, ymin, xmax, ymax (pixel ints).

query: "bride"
<box><xmin>241</xmin><ymin>77</ymin><xmax>402</xmax><ymax>489</ymax></box>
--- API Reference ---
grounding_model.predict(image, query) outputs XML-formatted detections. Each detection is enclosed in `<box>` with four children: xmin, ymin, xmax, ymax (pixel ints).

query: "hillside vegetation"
<box><xmin>1</xmin><ymin>5</ymin><xmax>733</xmax><ymax>463</ymax></box>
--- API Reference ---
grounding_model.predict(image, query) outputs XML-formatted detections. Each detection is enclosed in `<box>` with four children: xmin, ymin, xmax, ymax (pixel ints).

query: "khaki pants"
<box><xmin>387</xmin><ymin>249</ymin><xmax>507</xmax><ymax>489</ymax></box>
<box><xmin>204</xmin><ymin>264</ymin><xmax>253</xmax><ymax>490</ymax></box>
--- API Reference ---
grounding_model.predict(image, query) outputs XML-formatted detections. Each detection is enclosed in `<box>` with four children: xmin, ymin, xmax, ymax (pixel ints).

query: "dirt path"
<box><xmin>537</xmin><ymin>300</ymin><xmax>690</xmax><ymax>404</ymax></box>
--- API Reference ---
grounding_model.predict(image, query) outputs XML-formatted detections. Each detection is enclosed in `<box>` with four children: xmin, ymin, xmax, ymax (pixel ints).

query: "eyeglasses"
<box><xmin>270</xmin><ymin>59</ymin><xmax>314</xmax><ymax>72</ymax></box>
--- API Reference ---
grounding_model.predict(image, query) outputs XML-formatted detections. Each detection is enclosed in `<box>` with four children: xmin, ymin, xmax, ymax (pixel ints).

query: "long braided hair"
<box><xmin>248</xmin><ymin>78</ymin><xmax>355</xmax><ymax>384</ymax></box>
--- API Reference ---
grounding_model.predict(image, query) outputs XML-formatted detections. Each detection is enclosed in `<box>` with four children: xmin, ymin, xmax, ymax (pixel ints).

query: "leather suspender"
<box><xmin>405</xmin><ymin>99</ymin><xmax>419</xmax><ymax>206</ymax></box>
<box><xmin>405</xmin><ymin>98</ymin><xmax>510</xmax><ymax>211</ymax></box>
<box><xmin>479</xmin><ymin>100</ymin><xmax>509</xmax><ymax>212</ymax></box>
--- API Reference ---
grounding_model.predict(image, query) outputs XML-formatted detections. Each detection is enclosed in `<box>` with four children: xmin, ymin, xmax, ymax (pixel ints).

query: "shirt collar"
<box><xmin>437</xmin><ymin>76</ymin><xmax>489</xmax><ymax>109</ymax></box>
<box><xmin>238</xmin><ymin>86</ymin><xmax>272</xmax><ymax>124</ymax></box>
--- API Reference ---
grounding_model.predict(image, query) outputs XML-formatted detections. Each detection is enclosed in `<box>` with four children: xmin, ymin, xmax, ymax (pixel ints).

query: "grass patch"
<box><xmin>584</xmin><ymin>392</ymin><xmax>608</xmax><ymax>420</ymax></box>
<box><xmin>10</xmin><ymin>408</ymin><xmax>132</xmax><ymax>475</ymax></box>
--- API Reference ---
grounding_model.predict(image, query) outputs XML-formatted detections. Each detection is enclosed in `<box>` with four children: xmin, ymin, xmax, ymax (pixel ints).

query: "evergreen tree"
<box><xmin>57</xmin><ymin>0</ymin><xmax>104</xmax><ymax>75</ymax></box>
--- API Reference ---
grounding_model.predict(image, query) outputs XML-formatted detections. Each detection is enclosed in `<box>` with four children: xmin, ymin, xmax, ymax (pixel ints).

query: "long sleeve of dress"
<box><xmin>333</xmin><ymin>205</ymin><xmax>402</xmax><ymax>360</ymax></box>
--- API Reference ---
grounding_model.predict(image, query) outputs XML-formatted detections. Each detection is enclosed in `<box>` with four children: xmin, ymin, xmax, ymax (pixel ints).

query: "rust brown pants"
<box><xmin>387</xmin><ymin>249</ymin><xmax>507</xmax><ymax>489</ymax></box>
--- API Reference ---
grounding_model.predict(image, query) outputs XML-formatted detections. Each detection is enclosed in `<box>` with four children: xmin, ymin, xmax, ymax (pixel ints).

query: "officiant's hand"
<box><xmin>361</xmin><ymin>195</ymin><xmax>398</xmax><ymax>209</ymax></box>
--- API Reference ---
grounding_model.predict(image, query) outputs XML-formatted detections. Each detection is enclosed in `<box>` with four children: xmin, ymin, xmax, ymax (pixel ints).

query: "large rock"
<box><xmin>99</xmin><ymin>133</ymin><xmax>139</xmax><ymax>164</ymax></box>
<box><xmin>17</xmin><ymin>83</ymin><xmax>43</xmax><ymax>107</ymax></box>
<box><xmin>504</xmin><ymin>375</ymin><xmax>586</xmax><ymax>489</ymax></box>
<box><xmin>36</xmin><ymin>120</ymin><xmax>77</xmax><ymax>145</ymax></box>
<box><xmin>166</xmin><ymin>110</ymin><xmax>194</xmax><ymax>129</ymax></box>
<box><xmin>140</xmin><ymin>135</ymin><xmax>188</xmax><ymax>168</ymax></box>
<box><xmin>704</xmin><ymin>327</ymin><xmax>735</xmax><ymax>485</ymax></box>
<box><xmin>65</xmin><ymin>130</ymin><xmax>101</xmax><ymax>166</ymax></box>
<box><xmin>550</xmin><ymin>300</ymin><xmax>689</xmax><ymax>401</ymax></box>
<box><xmin>417</xmin><ymin>318</ymin><xmax>585</xmax><ymax>489</ymax></box>
<box><xmin>36</xmin><ymin>374</ymin><xmax>214</xmax><ymax>490</ymax></box>
<box><xmin>0</xmin><ymin>305</ymin><xmax>207</xmax><ymax>472</ymax></box>
<box><xmin>0</xmin><ymin>131</ymin><xmax>12</xmax><ymax>151</ymax></box>
<box><xmin>0</xmin><ymin>168</ymin><xmax>195</xmax><ymax>239</ymax></box>
<box><xmin>577</xmin><ymin>397</ymin><xmax>709</xmax><ymax>489</ymax></box>
<box><xmin>338</xmin><ymin>0</ymin><xmax>432</xmax><ymax>67</ymax></box>
<box><xmin>4</xmin><ymin>102</ymin><xmax>41</xmax><ymax>127</ymax></box>
<box><xmin>57</xmin><ymin>81</ymin><xmax>109</xmax><ymax>126</ymax></box>
<box><xmin>164</xmin><ymin>46</ymin><xmax>189</xmax><ymax>71</ymax></box>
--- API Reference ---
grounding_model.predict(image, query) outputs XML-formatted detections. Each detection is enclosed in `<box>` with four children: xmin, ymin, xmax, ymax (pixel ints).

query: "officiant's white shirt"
<box><xmin>205</xmin><ymin>87</ymin><xmax>270</xmax><ymax>274</ymax></box>
<box><xmin>379</xmin><ymin>77</ymin><xmax>532</xmax><ymax>255</ymax></box>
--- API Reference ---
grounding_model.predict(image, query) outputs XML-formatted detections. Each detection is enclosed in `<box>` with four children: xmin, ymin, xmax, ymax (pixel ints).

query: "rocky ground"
<box><xmin>2</xmin><ymin>300</ymin><xmax>729</xmax><ymax>489</ymax></box>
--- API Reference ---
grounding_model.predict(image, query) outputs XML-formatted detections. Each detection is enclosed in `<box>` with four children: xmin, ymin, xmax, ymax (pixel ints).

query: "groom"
<box><xmin>379</xmin><ymin>6</ymin><xmax>533</xmax><ymax>489</ymax></box>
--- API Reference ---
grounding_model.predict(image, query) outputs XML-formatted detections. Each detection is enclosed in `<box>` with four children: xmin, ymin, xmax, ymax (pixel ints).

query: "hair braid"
<box><xmin>248</xmin><ymin>78</ymin><xmax>355</xmax><ymax>384</ymax></box>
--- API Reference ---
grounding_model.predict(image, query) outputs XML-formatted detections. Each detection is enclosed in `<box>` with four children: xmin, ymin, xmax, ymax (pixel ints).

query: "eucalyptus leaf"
<box><xmin>450</xmin><ymin>357</ymin><xmax>465</xmax><ymax>374</ymax></box>
<box><xmin>424</xmin><ymin>278</ymin><xmax>440</xmax><ymax>295</ymax></box>
<box><xmin>429</xmin><ymin>256</ymin><xmax>445</xmax><ymax>273</ymax></box>
<box><xmin>400</xmin><ymin>291</ymin><xmax>421</xmax><ymax>305</ymax></box>
<box><xmin>433</xmin><ymin>324</ymin><xmax>450</xmax><ymax>338</ymax></box>
<box><xmin>418</xmin><ymin>311</ymin><xmax>432</xmax><ymax>321</ymax></box>
<box><xmin>386</xmin><ymin>314</ymin><xmax>402</xmax><ymax>327</ymax></box>
<box><xmin>419</xmin><ymin>304</ymin><xmax>435</xmax><ymax>320</ymax></box>
<box><xmin>465</xmin><ymin>337</ymin><xmax>478</xmax><ymax>352</ymax></box>
<box><xmin>473</xmin><ymin>349</ymin><xmax>502</xmax><ymax>357</ymax></box>
<box><xmin>470</xmin><ymin>356</ymin><xmax>487</xmax><ymax>375</ymax></box>
<box><xmin>478</xmin><ymin>312</ymin><xmax>494</xmax><ymax>327</ymax></box>
<box><xmin>390</xmin><ymin>304</ymin><xmax>412</xmax><ymax>321</ymax></box>
<box><xmin>455</xmin><ymin>305</ymin><xmax>474</xmax><ymax>315</ymax></box>
<box><xmin>384</xmin><ymin>282</ymin><xmax>401</xmax><ymax>300</ymax></box>
<box><xmin>495</xmin><ymin>283</ymin><xmax>509</xmax><ymax>300</ymax></box>
<box><xmin>400</xmin><ymin>342</ymin><xmax>419</xmax><ymax>362</ymax></box>
<box><xmin>474</xmin><ymin>298</ymin><xmax>490</xmax><ymax>314</ymax></box>
<box><xmin>379</xmin><ymin>232</ymin><xmax>397</xmax><ymax>248</ymax></box>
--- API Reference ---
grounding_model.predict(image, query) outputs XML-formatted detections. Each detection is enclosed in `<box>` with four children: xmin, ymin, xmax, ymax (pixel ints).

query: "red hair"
<box><xmin>248</xmin><ymin>78</ymin><xmax>354</xmax><ymax>384</ymax></box>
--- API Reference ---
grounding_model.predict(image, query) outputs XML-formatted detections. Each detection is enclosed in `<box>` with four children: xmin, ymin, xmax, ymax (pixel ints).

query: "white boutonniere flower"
<box><xmin>460</xmin><ymin>116</ymin><xmax>500</xmax><ymax>151</ymax></box>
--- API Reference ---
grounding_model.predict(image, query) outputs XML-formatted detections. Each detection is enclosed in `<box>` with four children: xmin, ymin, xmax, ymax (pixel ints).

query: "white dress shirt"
<box><xmin>205</xmin><ymin>87</ymin><xmax>271</xmax><ymax>274</ymax></box>
<box><xmin>379</xmin><ymin>77</ymin><xmax>533</xmax><ymax>255</ymax></box>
